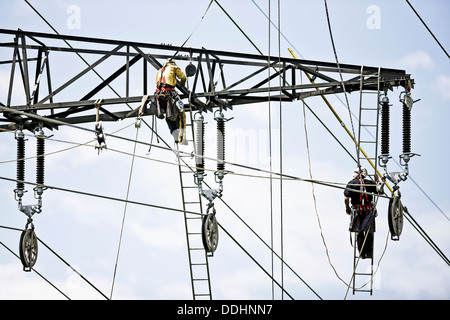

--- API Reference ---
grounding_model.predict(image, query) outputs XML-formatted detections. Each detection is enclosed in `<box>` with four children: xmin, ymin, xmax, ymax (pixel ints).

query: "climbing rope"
<box><xmin>110</xmin><ymin>111</ymin><xmax>143</xmax><ymax>299</ymax></box>
<box><xmin>323</xmin><ymin>0</ymin><xmax>359</xmax><ymax>167</ymax></box>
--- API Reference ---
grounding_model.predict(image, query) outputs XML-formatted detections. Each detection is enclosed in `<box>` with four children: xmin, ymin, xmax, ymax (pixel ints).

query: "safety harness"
<box><xmin>355</xmin><ymin>178</ymin><xmax>372</xmax><ymax>214</ymax></box>
<box><xmin>155</xmin><ymin>65</ymin><xmax>187</xmax><ymax>144</ymax></box>
<box><xmin>156</xmin><ymin>66</ymin><xmax>175</xmax><ymax>96</ymax></box>
<box><xmin>349</xmin><ymin>178</ymin><xmax>376</xmax><ymax>234</ymax></box>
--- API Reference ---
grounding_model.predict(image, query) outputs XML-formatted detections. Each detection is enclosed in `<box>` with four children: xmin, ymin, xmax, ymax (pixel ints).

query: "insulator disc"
<box><xmin>402</xmin><ymin>104</ymin><xmax>411</xmax><ymax>154</ymax></box>
<box><xmin>36</xmin><ymin>138</ymin><xmax>45</xmax><ymax>185</ymax></box>
<box><xmin>217</xmin><ymin>118</ymin><xmax>225</xmax><ymax>171</ymax></box>
<box><xmin>195</xmin><ymin>119</ymin><xmax>205</xmax><ymax>173</ymax></box>
<box><xmin>16</xmin><ymin>135</ymin><xmax>25</xmax><ymax>190</ymax></box>
<box><xmin>19</xmin><ymin>228</ymin><xmax>38</xmax><ymax>271</ymax></box>
<box><xmin>381</xmin><ymin>101</ymin><xmax>390</xmax><ymax>156</ymax></box>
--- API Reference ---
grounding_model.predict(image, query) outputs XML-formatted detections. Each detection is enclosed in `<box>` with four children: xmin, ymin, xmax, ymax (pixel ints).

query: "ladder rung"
<box><xmin>193</xmin><ymin>278</ymin><xmax>209</xmax><ymax>281</ymax></box>
<box><xmin>359</xmin><ymin>140</ymin><xmax>376</xmax><ymax>143</ymax></box>
<box><xmin>185</xmin><ymin>201</ymin><xmax>201</xmax><ymax>204</ymax></box>
<box><xmin>360</xmin><ymin>124</ymin><xmax>377</xmax><ymax>127</ymax></box>
<box><xmin>183</xmin><ymin>186</ymin><xmax>198</xmax><ymax>189</ymax></box>
<box><xmin>186</xmin><ymin>217</ymin><xmax>202</xmax><ymax>220</ymax></box>
<box><xmin>189</xmin><ymin>247</ymin><xmax>205</xmax><ymax>250</ymax></box>
<box><xmin>361</xmin><ymin>107</ymin><xmax>378</xmax><ymax>110</ymax></box>
<box><xmin>358</xmin><ymin>157</ymin><xmax>376</xmax><ymax>160</ymax></box>
<box><xmin>354</xmin><ymin>289</ymin><xmax>372</xmax><ymax>293</ymax></box>
<box><xmin>188</xmin><ymin>232</ymin><xmax>202</xmax><ymax>235</ymax></box>
<box><xmin>361</xmin><ymin>91</ymin><xmax>379</xmax><ymax>94</ymax></box>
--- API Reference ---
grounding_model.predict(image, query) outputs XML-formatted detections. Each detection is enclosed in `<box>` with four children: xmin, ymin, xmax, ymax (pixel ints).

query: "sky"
<box><xmin>0</xmin><ymin>0</ymin><xmax>449</xmax><ymax>300</ymax></box>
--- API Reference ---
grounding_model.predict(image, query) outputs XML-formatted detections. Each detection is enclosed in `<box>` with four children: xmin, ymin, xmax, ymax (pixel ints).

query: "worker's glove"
<box><xmin>376</xmin><ymin>182</ymin><xmax>384</xmax><ymax>194</ymax></box>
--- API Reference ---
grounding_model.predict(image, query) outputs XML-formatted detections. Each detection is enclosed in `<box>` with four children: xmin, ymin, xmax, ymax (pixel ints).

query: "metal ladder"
<box><xmin>351</xmin><ymin>233</ymin><xmax>374</xmax><ymax>295</ymax></box>
<box><xmin>350</xmin><ymin>66</ymin><xmax>380</xmax><ymax>295</ymax></box>
<box><xmin>356</xmin><ymin>66</ymin><xmax>381</xmax><ymax>179</ymax></box>
<box><xmin>176</xmin><ymin>108</ymin><xmax>212</xmax><ymax>300</ymax></box>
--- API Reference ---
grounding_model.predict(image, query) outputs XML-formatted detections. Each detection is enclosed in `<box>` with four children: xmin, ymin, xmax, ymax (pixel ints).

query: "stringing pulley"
<box><xmin>202</xmin><ymin>202</ymin><xmax>218</xmax><ymax>256</ymax></box>
<box><xmin>19</xmin><ymin>219</ymin><xmax>38</xmax><ymax>272</ymax></box>
<box><xmin>388</xmin><ymin>195</ymin><xmax>404</xmax><ymax>241</ymax></box>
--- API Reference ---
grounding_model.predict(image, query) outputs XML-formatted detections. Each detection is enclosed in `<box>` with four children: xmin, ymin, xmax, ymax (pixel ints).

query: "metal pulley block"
<box><xmin>185</xmin><ymin>62</ymin><xmax>196</xmax><ymax>77</ymax></box>
<box><xmin>135</xmin><ymin>117</ymin><xmax>142</xmax><ymax>128</ymax></box>
<box><xmin>94</xmin><ymin>99</ymin><xmax>107</xmax><ymax>153</ymax></box>
<box><xmin>94</xmin><ymin>121</ymin><xmax>107</xmax><ymax>152</ymax></box>
<box><xmin>202</xmin><ymin>203</ymin><xmax>218</xmax><ymax>256</ymax></box>
<box><xmin>388</xmin><ymin>196</ymin><xmax>404</xmax><ymax>241</ymax></box>
<box><xmin>19</xmin><ymin>220</ymin><xmax>38</xmax><ymax>272</ymax></box>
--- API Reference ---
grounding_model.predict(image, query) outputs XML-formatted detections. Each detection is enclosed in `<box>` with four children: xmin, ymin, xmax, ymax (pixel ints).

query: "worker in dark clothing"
<box><xmin>344</xmin><ymin>167</ymin><xmax>379</xmax><ymax>259</ymax></box>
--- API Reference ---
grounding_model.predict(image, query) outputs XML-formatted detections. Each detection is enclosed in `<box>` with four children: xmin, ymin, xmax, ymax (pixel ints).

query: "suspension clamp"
<box><xmin>94</xmin><ymin>99</ymin><xmax>107</xmax><ymax>153</ymax></box>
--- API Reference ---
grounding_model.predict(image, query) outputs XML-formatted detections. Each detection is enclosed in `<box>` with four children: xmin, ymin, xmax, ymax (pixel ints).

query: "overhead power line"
<box><xmin>12</xmin><ymin>0</ymin><xmax>446</xmax><ymax>299</ymax></box>
<box><xmin>405</xmin><ymin>0</ymin><xmax>450</xmax><ymax>59</ymax></box>
<box><xmin>251</xmin><ymin>0</ymin><xmax>449</xmax><ymax>224</ymax></box>
<box><xmin>0</xmin><ymin>225</ymin><xmax>108</xmax><ymax>299</ymax></box>
<box><xmin>11</xmin><ymin>0</ymin><xmax>324</xmax><ymax>300</ymax></box>
<box><xmin>0</xmin><ymin>103</ymin><xmax>380</xmax><ymax>196</ymax></box>
<box><xmin>0</xmin><ymin>238</ymin><xmax>71</xmax><ymax>299</ymax></box>
<box><xmin>224</xmin><ymin>0</ymin><xmax>450</xmax><ymax>279</ymax></box>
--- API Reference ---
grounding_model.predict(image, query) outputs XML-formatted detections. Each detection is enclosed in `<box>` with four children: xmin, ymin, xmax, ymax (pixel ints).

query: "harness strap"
<box><xmin>156</xmin><ymin>66</ymin><xmax>174</xmax><ymax>98</ymax></box>
<box><xmin>157</xmin><ymin>66</ymin><xmax>166</xmax><ymax>88</ymax></box>
<box><xmin>359</xmin><ymin>178</ymin><xmax>370</xmax><ymax>206</ymax></box>
<box><xmin>353</xmin><ymin>203</ymin><xmax>372</xmax><ymax>214</ymax></box>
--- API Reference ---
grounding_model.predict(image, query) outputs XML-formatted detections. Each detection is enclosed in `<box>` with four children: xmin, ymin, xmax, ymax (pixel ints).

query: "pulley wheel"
<box><xmin>19</xmin><ymin>228</ymin><xmax>38</xmax><ymax>271</ymax></box>
<box><xmin>185</xmin><ymin>62</ymin><xmax>196</xmax><ymax>77</ymax></box>
<box><xmin>388</xmin><ymin>197</ymin><xmax>403</xmax><ymax>240</ymax></box>
<box><xmin>202</xmin><ymin>214</ymin><xmax>218</xmax><ymax>253</ymax></box>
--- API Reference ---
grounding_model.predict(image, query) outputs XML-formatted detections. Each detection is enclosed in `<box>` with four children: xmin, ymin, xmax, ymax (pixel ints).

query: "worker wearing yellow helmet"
<box><xmin>156</xmin><ymin>58</ymin><xmax>186</xmax><ymax>89</ymax></box>
<box><xmin>153</xmin><ymin>58</ymin><xmax>187</xmax><ymax>144</ymax></box>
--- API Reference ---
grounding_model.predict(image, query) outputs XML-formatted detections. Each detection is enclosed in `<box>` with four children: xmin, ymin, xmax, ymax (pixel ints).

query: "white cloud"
<box><xmin>434</xmin><ymin>74</ymin><xmax>450</xmax><ymax>100</ymax></box>
<box><xmin>397</xmin><ymin>51</ymin><xmax>434</xmax><ymax>71</ymax></box>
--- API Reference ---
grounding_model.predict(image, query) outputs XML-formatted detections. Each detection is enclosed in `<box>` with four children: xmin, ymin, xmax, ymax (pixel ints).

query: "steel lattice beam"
<box><xmin>0</xmin><ymin>29</ymin><xmax>414</xmax><ymax>132</ymax></box>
